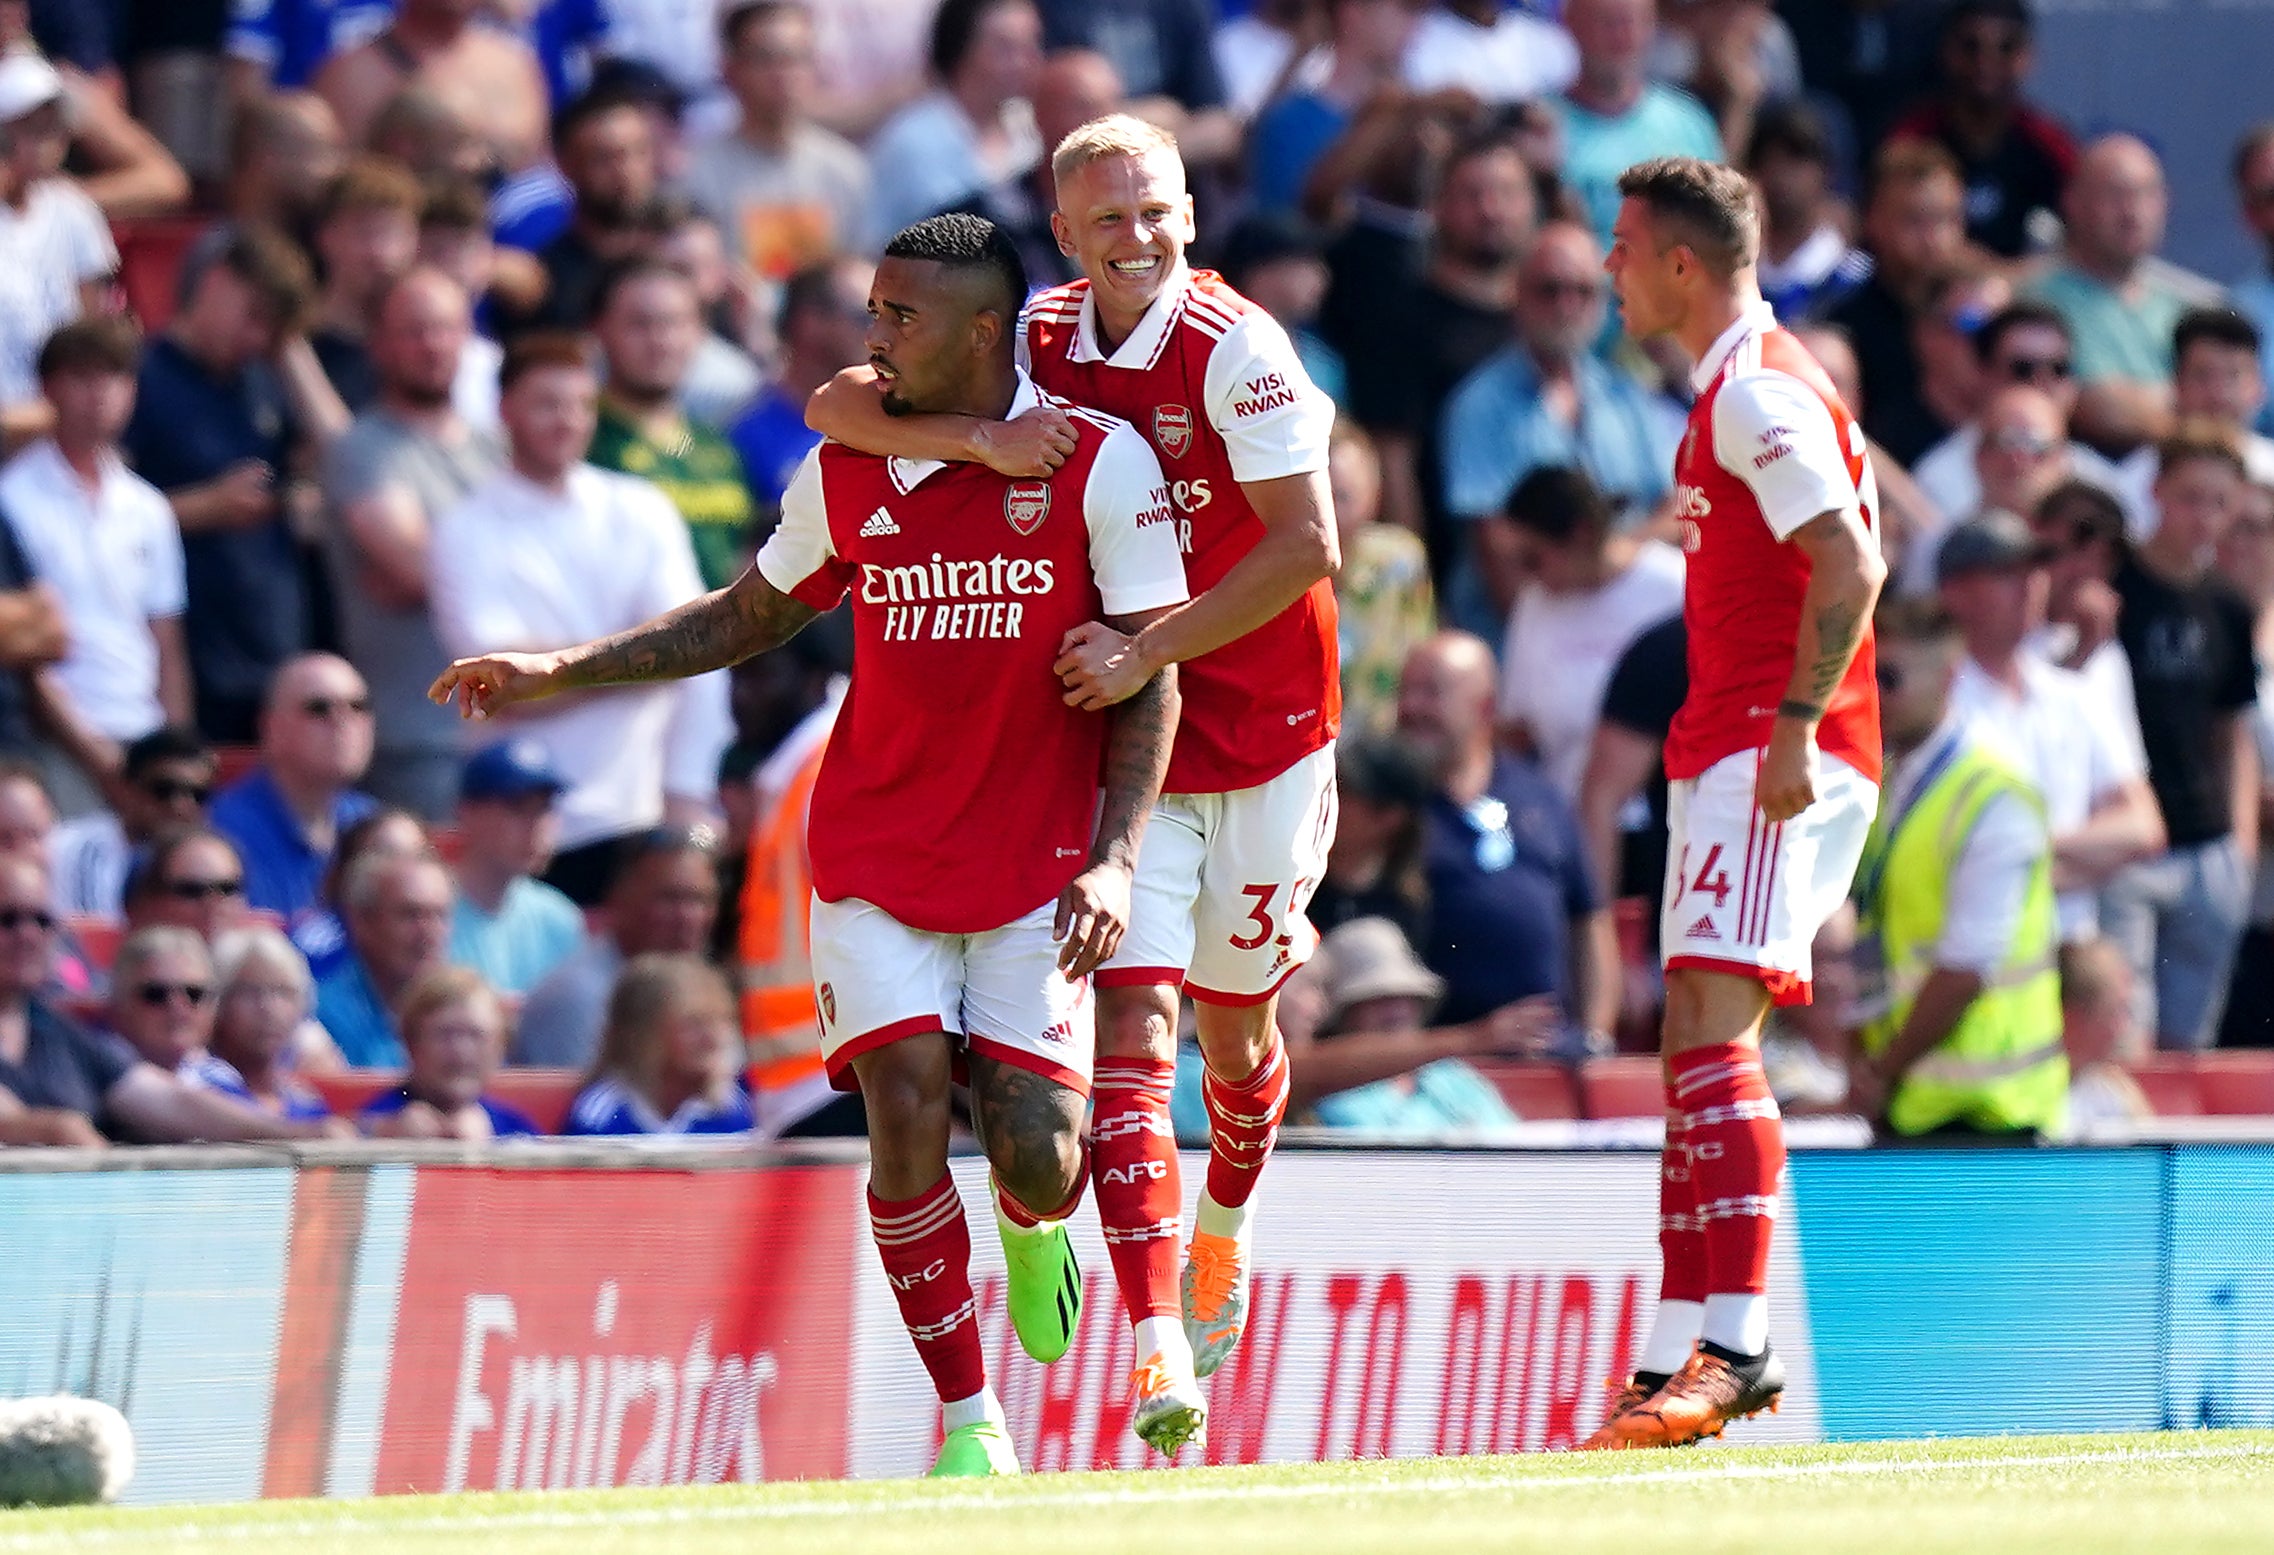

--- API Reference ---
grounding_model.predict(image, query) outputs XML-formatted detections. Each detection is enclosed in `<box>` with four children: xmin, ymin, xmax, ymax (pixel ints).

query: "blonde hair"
<box><xmin>1051</xmin><ymin>112</ymin><xmax>1182</xmax><ymax>187</ymax></box>
<box><xmin>397</xmin><ymin>965</ymin><xmax>506</xmax><ymax>1050</ymax></box>
<box><xmin>585</xmin><ymin>954</ymin><xmax>738</xmax><ymax>1104</ymax></box>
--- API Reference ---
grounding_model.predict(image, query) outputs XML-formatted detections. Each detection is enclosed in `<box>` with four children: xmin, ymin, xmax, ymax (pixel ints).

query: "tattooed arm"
<box><xmin>1054</xmin><ymin>608</ymin><xmax>1182</xmax><ymax>977</ymax></box>
<box><xmin>428</xmin><ymin>567</ymin><xmax>819</xmax><ymax>720</ymax></box>
<box><xmin>1758</xmin><ymin>506</ymin><xmax>1886</xmax><ymax>823</ymax></box>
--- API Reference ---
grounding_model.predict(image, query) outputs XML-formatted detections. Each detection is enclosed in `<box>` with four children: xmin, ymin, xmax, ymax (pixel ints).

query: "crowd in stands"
<box><xmin>2</xmin><ymin>0</ymin><xmax>2273</xmax><ymax>1149</ymax></box>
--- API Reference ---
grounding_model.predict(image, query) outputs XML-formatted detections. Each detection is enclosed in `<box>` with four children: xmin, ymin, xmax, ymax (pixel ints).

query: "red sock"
<box><xmin>1090</xmin><ymin>1057</ymin><xmax>1184</xmax><ymax>1321</ymax></box>
<box><xmin>1201</xmin><ymin>1034</ymin><xmax>1289</xmax><ymax>1210</ymax></box>
<box><xmin>1670</xmin><ymin>1043</ymin><xmax>1785</xmax><ymax>1298</ymax></box>
<box><xmin>869</xmin><ymin>1174</ymin><xmax>984</xmax><ymax>1403</ymax></box>
<box><xmin>1659</xmin><ymin>1104</ymin><xmax>1708</xmax><ymax>1304</ymax></box>
<box><xmin>993</xmin><ymin>1145</ymin><xmax>1090</xmax><ymax>1227</ymax></box>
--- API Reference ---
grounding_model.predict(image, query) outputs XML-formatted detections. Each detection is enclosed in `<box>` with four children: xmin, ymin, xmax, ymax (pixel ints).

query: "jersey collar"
<box><xmin>1688</xmin><ymin>299</ymin><xmax>1780</xmax><ymax>395</ymax></box>
<box><xmin>886</xmin><ymin>370</ymin><xmax>1046</xmax><ymax>494</ymax></box>
<box><xmin>1071</xmin><ymin>259</ymin><xmax>1191</xmax><ymax>370</ymax></box>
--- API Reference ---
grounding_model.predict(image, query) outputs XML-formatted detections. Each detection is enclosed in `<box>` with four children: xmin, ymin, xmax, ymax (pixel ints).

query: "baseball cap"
<box><xmin>1935</xmin><ymin>509</ymin><xmax>2048</xmax><ymax>583</ymax></box>
<box><xmin>0</xmin><ymin>55</ymin><xmax>67</xmax><ymax>125</ymax></box>
<box><xmin>459</xmin><ymin>739</ymin><xmax>567</xmax><ymax>804</ymax></box>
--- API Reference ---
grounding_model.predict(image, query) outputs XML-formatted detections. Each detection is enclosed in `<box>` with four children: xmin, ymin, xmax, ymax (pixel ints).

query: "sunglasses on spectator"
<box><xmin>2003</xmin><ymin>355</ymin><xmax>2072</xmax><ymax>383</ymax></box>
<box><xmin>301</xmin><ymin>696</ymin><xmax>372</xmax><ymax>719</ymax></box>
<box><xmin>136</xmin><ymin>981</ymin><xmax>210</xmax><ymax>1007</ymax></box>
<box><xmin>1986</xmin><ymin>429</ymin><xmax>2058</xmax><ymax>457</ymax></box>
<box><xmin>141</xmin><ymin>777</ymin><xmax>213</xmax><ymax>805</ymax></box>
<box><xmin>0</xmin><ymin>907</ymin><xmax>55</xmax><ymax>931</ymax></box>
<box><xmin>164</xmin><ymin>876</ymin><xmax>244</xmax><ymax>901</ymax></box>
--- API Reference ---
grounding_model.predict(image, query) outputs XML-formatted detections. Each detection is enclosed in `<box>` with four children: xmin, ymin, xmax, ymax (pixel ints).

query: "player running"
<box><xmin>808</xmin><ymin>114</ymin><xmax>1340</xmax><ymax>1457</ymax></box>
<box><xmin>430</xmin><ymin>215</ymin><xmax>1189</xmax><ymax>1478</ymax></box>
<box><xmin>1587</xmin><ymin>157</ymin><xmax>1886</xmax><ymax>1449</ymax></box>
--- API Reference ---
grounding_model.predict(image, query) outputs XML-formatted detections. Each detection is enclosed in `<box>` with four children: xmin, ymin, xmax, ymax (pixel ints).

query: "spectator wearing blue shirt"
<box><xmin>1746</xmin><ymin>100</ymin><xmax>1869</xmax><ymax>325</ymax></box>
<box><xmin>1554</xmin><ymin>0</ymin><xmax>1722</xmax><ymax>250</ymax></box>
<box><xmin>1438</xmin><ymin>221</ymin><xmax>1677</xmax><ymax>638</ymax></box>
<box><xmin>122</xmin><ymin>228</ymin><xmax>345</xmax><ymax>743</ymax></box>
<box><xmin>205</xmin><ymin>925</ymin><xmax>334</xmax><ymax>1122</ymax></box>
<box><xmin>729</xmin><ymin>257</ymin><xmax>871</xmax><ymax>512</ymax></box>
<box><xmin>1246</xmin><ymin>0</ymin><xmax>1415</xmax><ymax>215</ymax></box>
<box><xmin>448</xmin><ymin>740</ymin><xmax>585</xmax><ymax>996</ymax></box>
<box><xmin>1394</xmin><ymin>632</ymin><xmax>1617</xmax><ymax>1046</ymax></box>
<box><xmin>315</xmin><ymin>851</ymin><xmax>453</xmax><ymax>1067</ymax></box>
<box><xmin>360</xmin><ymin>964</ymin><xmax>538</xmax><ymax>1138</ymax></box>
<box><xmin>565</xmin><ymin>953</ymin><xmax>753</xmax><ymax>1136</ymax></box>
<box><xmin>292</xmin><ymin>806</ymin><xmax>430</xmax><ymax>983</ymax></box>
<box><xmin>226</xmin><ymin>0</ymin><xmax>397</xmax><ymax>95</ymax></box>
<box><xmin>209</xmin><ymin>654</ymin><xmax>379</xmax><ymax>928</ymax></box>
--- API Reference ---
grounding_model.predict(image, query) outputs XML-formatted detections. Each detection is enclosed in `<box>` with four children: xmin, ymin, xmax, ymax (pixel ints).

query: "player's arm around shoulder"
<box><xmin>803</xmin><ymin>365</ymin><xmax>1078</xmax><ymax>477</ymax></box>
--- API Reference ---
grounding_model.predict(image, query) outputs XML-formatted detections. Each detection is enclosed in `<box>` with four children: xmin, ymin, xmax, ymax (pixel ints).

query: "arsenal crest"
<box><xmin>1154</xmin><ymin>404</ymin><xmax>1194</xmax><ymax>459</ymax></box>
<box><xmin>818</xmin><ymin>982</ymin><xmax>836</xmax><ymax>1027</ymax></box>
<box><xmin>1006</xmin><ymin>480</ymin><xmax>1051</xmax><ymax>535</ymax></box>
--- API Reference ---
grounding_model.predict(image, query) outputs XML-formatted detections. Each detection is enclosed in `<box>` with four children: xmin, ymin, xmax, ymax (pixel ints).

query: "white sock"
<box><xmin>942</xmin><ymin>1386</ymin><xmax>1006</xmax><ymax>1433</ymax></box>
<box><xmin>1701</xmin><ymin>1294</ymin><xmax>1770</xmax><ymax>1357</ymax></box>
<box><xmin>992</xmin><ymin>1179</ymin><xmax>1049</xmax><ymax>1238</ymax></box>
<box><xmin>1194</xmin><ymin>1190</ymin><xmax>1251</xmax><ymax>1242</ymax></box>
<box><xmin>1134</xmin><ymin>1315</ymin><xmax>1193</xmax><ymax>1371</ymax></box>
<box><xmin>1638</xmin><ymin>1299</ymin><xmax>1705</xmax><ymax>1377</ymax></box>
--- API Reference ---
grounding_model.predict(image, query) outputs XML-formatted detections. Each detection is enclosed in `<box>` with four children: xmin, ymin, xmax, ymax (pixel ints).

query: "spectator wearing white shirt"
<box><xmin>0</xmin><ymin>317</ymin><xmax>191</xmax><ymax>805</ymax></box>
<box><xmin>1494</xmin><ymin>465</ymin><xmax>1684</xmax><ymax>801</ymax></box>
<box><xmin>1911</xmin><ymin>302</ymin><xmax>2132</xmax><ymax>543</ymax></box>
<box><xmin>1902</xmin><ymin>383</ymin><xmax>2070</xmax><ymax>594</ymax></box>
<box><xmin>1405</xmin><ymin>0</ymin><xmax>1579</xmax><ymax>106</ymax></box>
<box><xmin>0</xmin><ymin>54</ymin><xmax>117</xmax><ymax>453</ymax></box>
<box><xmin>2115</xmin><ymin>310</ymin><xmax>2274</xmax><ymax>536</ymax></box>
<box><xmin>866</xmin><ymin>0</ymin><xmax>1044</xmax><ymax>240</ymax></box>
<box><xmin>427</xmin><ymin>331</ymin><xmax>732</xmax><ymax>906</ymax></box>
<box><xmin>48</xmin><ymin>726</ymin><xmax>214</xmax><ymax>919</ymax></box>
<box><xmin>1935</xmin><ymin>511</ymin><xmax>2165</xmax><ymax>946</ymax></box>
<box><xmin>2026</xmin><ymin>479</ymin><xmax>2144</xmax><ymax>758</ymax></box>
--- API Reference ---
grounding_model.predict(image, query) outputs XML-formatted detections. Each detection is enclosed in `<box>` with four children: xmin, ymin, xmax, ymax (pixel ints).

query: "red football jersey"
<box><xmin>756</xmin><ymin>377</ymin><xmax>1187</xmax><ymax>934</ymax></box>
<box><xmin>1664</xmin><ymin>303</ymin><xmax>1883</xmax><ymax>786</ymax></box>
<box><xmin>1022</xmin><ymin>264</ymin><xmax>1340</xmax><ymax>795</ymax></box>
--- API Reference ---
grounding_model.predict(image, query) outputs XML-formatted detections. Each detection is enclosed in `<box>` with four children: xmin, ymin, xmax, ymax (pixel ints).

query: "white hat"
<box><xmin>1315</xmin><ymin>917</ymin><xmax>1445</xmax><ymax>1026</ymax></box>
<box><xmin>0</xmin><ymin>54</ymin><xmax>67</xmax><ymax>125</ymax></box>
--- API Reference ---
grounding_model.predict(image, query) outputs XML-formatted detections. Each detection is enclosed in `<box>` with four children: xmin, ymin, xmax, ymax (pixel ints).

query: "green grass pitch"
<box><xmin>5</xmin><ymin>1433</ymin><xmax>2270</xmax><ymax>1554</ymax></box>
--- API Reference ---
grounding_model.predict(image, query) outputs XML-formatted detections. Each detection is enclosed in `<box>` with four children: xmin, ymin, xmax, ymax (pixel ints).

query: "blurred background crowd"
<box><xmin>0</xmin><ymin>0</ymin><xmax>2269</xmax><ymax>1150</ymax></box>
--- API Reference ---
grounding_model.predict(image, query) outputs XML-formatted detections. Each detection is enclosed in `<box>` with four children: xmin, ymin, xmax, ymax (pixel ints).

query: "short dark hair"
<box><xmin>2173</xmin><ymin>306</ymin><xmax>2262</xmax><ymax>367</ymax></box>
<box><xmin>37</xmin><ymin>314</ymin><xmax>141</xmax><ymax>382</ymax></box>
<box><xmin>1615</xmin><ymin>155</ymin><xmax>1760</xmax><ymax>275</ymax></box>
<box><xmin>551</xmin><ymin>85</ymin><xmax>647</xmax><ymax>153</ymax></box>
<box><xmin>588</xmin><ymin>255</ymin><xmax>694</xmax><ymax>326</ymax></box>
<box><xmin>606</xmin><ymin>824</ymin><xmax>718</xmax><ymax>900</ymax></box>
<box><xmin>778</xmin><ymin>259</ymin><xmax>861</xmax><ymax>336</ymax></box>
<box><xmin>498</xmin><ymin>330</ymin><xmax>593</xmax><ymax>392</ymax></box>
<box><xmin>1974</xmin><ymin>299</ymin><xmax>2070</xmax><ymax>366</ymax></box>
<box><xmin>929</xmin><ymin>0</ymin><xmax>1023</xmax><ymax>82</ymax></box>
<box><xmin>2233</xmin><ymin>121</ymin><xmax>2274</xmax><ymax>186</ymax></box>
<box><xmin>2157</xmin><ymin>419</ymin><xmax>2249</xmax><ymax>483</ymax></box>
<box><xmin>721</xmin><ymin>0</ymin><xmax>806</xmax><ymax>52</ymax></box>
<box><xmin>1745</xmin><ymin>99</ymin><xmax>1832</xmax><ymax>170</ymax></box>
<box><xmin>881</xmin><ymin>212</ymin><xmax>1028</xmax><ymax>323</ymax></box>
<box><xmin>194</xmin><ymin>223</ymin><xmax>317</xmax><ymax>334</ymax></box>
<box><xmin>1440</xmin><ymin>127</ymin><xmax>1528</xmax><ymax>185</ymax></box>
<box><xmin>2035</xmin><ymin>479</ymin><xmax>2126</xmax><ymax>553</ymax></box>
<box><xmin>419</xmin><ymin>174</ymin><xmax>490</xmax><ymax>234</ymax></box>
<box><xmin>1942</xmin><ymin>0</ymin><xmax>2032</xmax><ymax>41</ymax></box>
<box><xmin>1875</xmin><ymin>594</ymin><xmax>1960</xmax><ymax>647</ymax></box>
<box><xmin>1502</xmin><ymin>464</ymin><xmax>1615</xmax><ymax>545</ymax></box>
<box><xmin>122</xmin><ymin>726</ymin><xmax>215</xmax><ymax>783</ymax></box>
<box><xmin>1865</xmin><ymin>137</ymin><xmax>1963</xmax><ymax>209</ymax></box>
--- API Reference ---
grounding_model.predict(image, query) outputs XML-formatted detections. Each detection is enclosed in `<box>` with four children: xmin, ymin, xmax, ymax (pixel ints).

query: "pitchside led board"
<box><xmin>0</xmin><ymin>1146</ymin><xmax>2270</xmax><ymax>1504</ymax></box>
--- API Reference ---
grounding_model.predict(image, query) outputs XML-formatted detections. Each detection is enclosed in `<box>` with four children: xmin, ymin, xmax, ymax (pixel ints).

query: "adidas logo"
<box><xmin>1684</xmin><ymin>915</ymin><xmax>1721</xmax><ymax>942</ymax></box>
<box><xmin>859</xmin><ymin>507</ymin><xmax>900</xmax><ymax>537</ymax></box>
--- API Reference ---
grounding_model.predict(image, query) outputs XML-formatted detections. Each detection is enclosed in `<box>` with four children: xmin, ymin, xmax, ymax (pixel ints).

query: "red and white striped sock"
<box><xmin>1671</xmin><ymin>1042</ymin><xmax>1784</xmax><ymax>1355</ymax></box>
<box><xmin>1201</xmin><ymin>1034</ymin><xmax>1289</xmax><ymax>1214</ymax></box>
<box><xmin>993</xmin><ymin>1146</ymin><xmax>1089</xmax><ymax>1231</ymax></box>
<box><xmin>1640</xmin><ymin>1104</ymin><xmax>1708</xmax><ymax>1377</ymax></box>
<box><xmin>1090</xmin><ymin>1057</ymin><xmax>1184</xmax><ymax>1322</ymax></box>
<box><xmin>869</xmin><ymin>1173</ymin><xmax>985</xmax><ymax>1404</ymax></box>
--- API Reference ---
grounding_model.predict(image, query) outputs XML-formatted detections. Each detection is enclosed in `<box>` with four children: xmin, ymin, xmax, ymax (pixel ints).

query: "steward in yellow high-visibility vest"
<box><xmin>1850</xmin><ymin>598</ymin><xmax>2068</xmax><ymax>1138</ymax></box>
